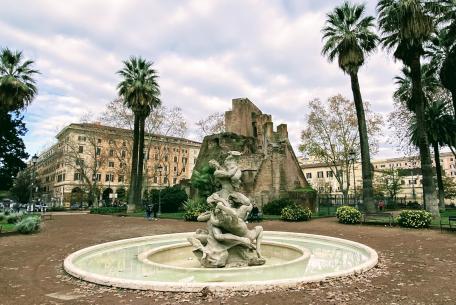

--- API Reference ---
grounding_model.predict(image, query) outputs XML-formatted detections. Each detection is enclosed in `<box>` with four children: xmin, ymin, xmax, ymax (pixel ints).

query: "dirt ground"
<box><xmin>0</xmin><ymin>214</ymin><xmax>455</xmax><ymax>305</ymax></box>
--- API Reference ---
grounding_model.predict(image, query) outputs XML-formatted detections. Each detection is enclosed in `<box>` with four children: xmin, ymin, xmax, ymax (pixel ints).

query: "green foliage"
<box><xmin>397</xmin><ymin>210</ymin><xmax>432</xmax><ymax>228</ymax></box>
<box><xmin>336</xmin><ymin>206</ymin><xmax>361</xmax><ymax>224</ymax></box>
<box><xmin>281</xmin><ymin>204</ymin><xmax>312</xmax><ymax>222</ymax></box>
<box><xmin>1</xmin><ymin>111</ymin><xmax>29</xmax><ymax>191</ymax></box>
<box><xmin>15</xmin><ymin>216</ymin><xmax>41</xmax><ymax>234</ymax></box>
<box><xmin>191</xmin><ymin>165</ymin><xmax>217</xmax><ymax>198</ymax></box>
<box><xmin>0</xmin><ymin>48</ymin><xmax>39</xmax><ymax>112</ymax></box>
<box><xmin>90</xmin><ymin>206</ymin><xmax>127</xmax><ymax>214</ymax></box>
<box><xmin>322</xmin><ymin>2</ymin><xmax>378</xmax><ymax>74</ymax></box>
<box><xmin>0</xmin><ymin>213</ymin><xmax>5</xmax><ymax>222</ymax></box>
<box><xmin>183</xmin><ymin>198</ymin><xmax>210</xmax><ymax>221</ymax></box>
<box><xmin>262</xmin><ymin>198</ymin><xmax>294</xmax><ymax>215</ymax></box>
<box><xmin>293</xmin><ymin>186</ymin><xmax>317</xmax><ymax>194</ymax></box>
<box><xmin>147</xmin><ymin>186</ymin><xmax>188</xmax><ymax>213</ymax></box>
<box><xmin>6</xmin><ymin>212</ymin><xmax>23</xmax><ymax>224</ymax></box>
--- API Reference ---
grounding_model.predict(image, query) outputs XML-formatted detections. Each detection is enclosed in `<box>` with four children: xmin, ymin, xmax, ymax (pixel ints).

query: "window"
<box><xmin>108</xmin><ymin>161</ymin><xmax>114</xmax><ymax>167</ymax></box>
<box><xmin>120</xmin><ymin>162</ymin><xmax>125</xmax><ymax>168</ymax></box>
<box><xmin>165</xmin><ymin>155</ymin><xmax>168</xmax><ymax>162</ymax></box>
<box><xmin>122</xmin><ymin>141</ymin><xmax>126</xmax><ymax>147</ymax></box>
<box><xmin>78</xmin><ymin>135</ymin><xmax>86</xmax><ymax>141</ymax></box>
<box><xmin>182</xmin><ymin>157</ymin><xmax>187</xmax><ymax>164</ymax></box>
<box><xmin>409</xmin><ymin>179</ymin><xmax>417</xmax><ymax>185</ymax></box>
<box><xmin>173</xmin><ymin>178</ymin><xmax>177</xmax><ymax>184</ymax></box>
<box><xmin>96</xmin><ymin>173</ymin><xmax>101</xmax><ymax>181</ymax></box>
<box><xmin>78</xmin><ymin>145</ymin><xmax>84</xmax><ymax>153</ymax></box>
<box><xmin>164</xmin><ymin>177</ymin><xmax>168</xmax><ymax>184</ymax></box>
<box><xmin>76</xmin><ymin>159</ymin><xmax>84</xmax><ymax>166</ymax></box>
<box><xmin>109</xmin><ymin>139</ymin><xmax>114</xmax><ymax>145</ymax></box>
<box><xmin>306</xmin><ymin>173</ymin><xmax>312</xmax><ymax>179</ymax></box>
<box><xmin>57</xmin><ymin>174</ymin><xmax>63</xmax><ymax>182</ymax></box>
<box><xmin>105</xmin><ymin>173</ymin><xmax>114</xmax><ymax>182</ymax></box>
<box><xmin>96</xmin><ymin>160</ymin><xmax>102</xmax><ymax>167</ymax></box>
<box><xmin>109</xmin><ymin>149</ymin><xmax>114</xmax><ymax>157</ymax></box>
<box><xmin>121</xmin><ymin>150</ymin><xmax>126</xmax><ymax>158</ymax></box>
<box><xmin>153</xmin><ymin>176</ymin><xmax>158</xmax><ymax>183</ymax></box>
<box><xmin>164</xmin><ymin>165</ymin><xmax>168</xmax><ymax>172</ymax></box>
<box><xmin>96</xmin><ymin>147</ymin><xmax>101</xmax><ymax>156</ymax></box>
<box><xmin>97</xmin><ymin>138</ymin><xmax>102</xmax><ymax>144</ymax></box>
<box><xmin>155</xmin><ymin>154</ymin><xmax>159</xmax><ymax>161</ymax></box>
<box><xmin>74</xmin><ymin>172</ymin><xmax>82</xmax><ymax>181</ymax></box>
<box><xmin>118</xmin><ymin>175</ymin><xmax>124</xmax><ymax>182</ymax></box>
<box><xmin>174</xmin><ymin>156</ymin><xmax>178</xmax><ymax>162</ymax></box>
<box><xmin>182</xmin><ymin>167</ymin><xmax>186</xmax><ymax>173</ymax></box>
<box><xmin>326</xmin><ymin>171</ymin><xmax>333</xmax><ymax>178</ymax></box>
<box><xmin>317</xmin><ymin>171</ymin><xmax>324</xmax><ymax>178</ymax></box>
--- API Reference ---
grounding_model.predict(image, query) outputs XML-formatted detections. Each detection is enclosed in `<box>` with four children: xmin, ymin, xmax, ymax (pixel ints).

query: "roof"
<box><xmin>55</xmin><ymin>122</ymin><xmax>201</xmax><ymax>146</ymax></box>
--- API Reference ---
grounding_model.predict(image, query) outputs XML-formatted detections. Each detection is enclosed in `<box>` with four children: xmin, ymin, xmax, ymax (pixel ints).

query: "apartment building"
<box><xmin>32</xmin><ymin>123</ymin><xmax>200</xmax><ymax>207</ymax></box>
<box><xmin>300</xmin><ymin>152</ymin><xmax>456</xmax><ymax>203</ymax></box>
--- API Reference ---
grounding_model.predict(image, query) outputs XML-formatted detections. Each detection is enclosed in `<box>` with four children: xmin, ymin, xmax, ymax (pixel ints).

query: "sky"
<box><xmin>1</xmin><ymin>0</ymin><xmax>404</xmax><ymax>159</ymax></box>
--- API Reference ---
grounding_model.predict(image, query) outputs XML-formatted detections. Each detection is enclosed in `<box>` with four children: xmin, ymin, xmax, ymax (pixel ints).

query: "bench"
<box><xmin>440</xmin><ymin>216</ymin><xmax>456</xmax><ymax>232</ymax></box>
<box><xmin>41</xmin><ymin>213</ymin><xmax>53</xmax><ymax>220</ymax></box>
<box><xmin>362</xmin><ymin>212</ymin><xmax>394</xmax><ymax>226</ymax></box>
<box><xmin>247</xmin><ymin>211</ymin><xmax>263</xmax><ymax>222</ymax></box>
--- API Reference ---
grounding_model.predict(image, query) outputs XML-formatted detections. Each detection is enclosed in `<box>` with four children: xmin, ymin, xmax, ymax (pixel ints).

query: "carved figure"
<box><xmin>188</xmin><ymin>151</ymin><xmax>266</xmax><ymax>268</ymax></box>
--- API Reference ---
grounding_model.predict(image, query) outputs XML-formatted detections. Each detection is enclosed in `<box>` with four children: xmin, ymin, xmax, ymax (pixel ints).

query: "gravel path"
<box><xmin>0</xmin><ymin>214</ymin><xmax>454</xmax><ymax>305</ymax></box>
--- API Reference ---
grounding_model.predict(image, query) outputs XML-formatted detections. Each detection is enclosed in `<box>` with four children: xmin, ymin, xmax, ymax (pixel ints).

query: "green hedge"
<box><xmin>183</xmin><ymin>198</ymin><xmax>210</xmax><ymax>221</ymax></box>
<box><xmin>90</xmin><ymin>206</ymin><xmax>127</xmax><ymax>214</ymax></box>
<box><xmin>146</xmin><ymin>186</ymin><xmax>188</xmax><ymax>213</ymax></box>
<box><xmin>263</xmin><ymin>198</ymin><xmax>294</xmax><ymax>215</ymax></box>
<box><xmin>397</xmin><ymin>210</ymin><xmax>432</xmax><ymax>228</ymax></box>
<box><xmin>336</xmin><ymin>206</ymin><xmax>361</xmax><ymax>224</ymax></box>
<box><xmin>281</xmin><ymin>205</ymin><xmax>312</xmax><ymax>221</ymax></box>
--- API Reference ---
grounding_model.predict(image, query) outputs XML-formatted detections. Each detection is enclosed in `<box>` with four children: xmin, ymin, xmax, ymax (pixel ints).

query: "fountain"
<box><xmin>64</xmin><ymin>152</ymin><xmax>378</xmax><ymax>292</ymax></box>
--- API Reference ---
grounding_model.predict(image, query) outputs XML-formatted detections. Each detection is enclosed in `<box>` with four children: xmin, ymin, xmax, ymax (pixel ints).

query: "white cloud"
<box><xmin>1</xmin><ymin>0</ymin><xmax>402</xmax><ymax>159</ymax></box>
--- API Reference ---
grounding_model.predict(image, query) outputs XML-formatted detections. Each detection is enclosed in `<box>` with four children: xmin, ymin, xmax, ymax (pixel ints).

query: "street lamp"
<box><xmin>29</xmin><ymin>154</ymin><xmax>38</xmax><ymax>212</ymax></box>
<box><xmin>157</xmin><ymin>164</ymin><xmax>163</xmax><ymax>218</ymax></box>
<box><xmin>92</xmin><ymin>173</ymin><xmax>98</xmax><ymax>208</ymax></box>
<box><xmin>348</xmin><ymin>150</ymin><xmax>356</xmax><ymax>205</ymax></box>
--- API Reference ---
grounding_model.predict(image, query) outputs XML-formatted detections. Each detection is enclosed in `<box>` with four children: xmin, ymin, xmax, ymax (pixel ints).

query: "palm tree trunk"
<box><xmin>135</xmin><ymin>115</ymin><xmax>146</xmax><ymax>211</ymax></box>
<box><xmin>409</xmin><ymin>56</ymin><xmax>439</xmax><ymax>217</ymax></box>
<box><xmin>128</xmin><ymin>114</ymin><xmax>140</xmax><ymax>212</ymax></box>
<box><xmin>349</xmin><ymin>72</ymin><xmax>375</xmax><ymax>213</ymax></box>
<box><xmin>432</xmin><ymin>142</ymin><xmax>445</xmax><ymax>211</ymax></box>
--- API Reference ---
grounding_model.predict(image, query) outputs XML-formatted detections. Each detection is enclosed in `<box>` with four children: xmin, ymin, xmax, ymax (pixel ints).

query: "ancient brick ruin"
<box><xmin>194</xmin><ymin>98</ymin><xmax>315</xmax><ymax>209</ymax></box>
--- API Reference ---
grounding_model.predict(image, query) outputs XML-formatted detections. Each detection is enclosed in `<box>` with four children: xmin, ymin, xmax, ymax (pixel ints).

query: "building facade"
<box><xmin>32</xmin><ymin>123</ymin><xmax>200</xmax><ymax>207</ymax></box>
<box><xmin>300</xmin><ymin>152</ymin><xmax>456</xmax><ymax>204</ymax></box>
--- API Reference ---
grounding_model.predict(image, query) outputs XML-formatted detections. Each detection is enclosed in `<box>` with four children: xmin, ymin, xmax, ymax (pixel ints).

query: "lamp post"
<box><xmin>29</xmin><ymin>154</ymin><xmax>38</xmax><ymax>212</ymax></box>
<box><xmin>157</xmin><ymin>164</ymin><xmax>163</xmax><ymax>218</ymax></box>
<box><xmin>348</xmin><ymin>150</ymin><xmax>356</xmax><ymax>206</ymax></box>
<box><xmin>92</xmin><ymin>173</ymin><xmax>98</xmax><ymax>208</ymax></box>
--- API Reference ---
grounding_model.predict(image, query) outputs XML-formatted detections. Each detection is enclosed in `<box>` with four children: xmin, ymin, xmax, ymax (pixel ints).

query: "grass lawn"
<box><xmin>0</xmin><ymin>222</ymin><xmax>16</xmax><ymax>233</ymax></box>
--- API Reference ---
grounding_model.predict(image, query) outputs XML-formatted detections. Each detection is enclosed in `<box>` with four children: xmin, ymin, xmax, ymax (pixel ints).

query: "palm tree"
<box><xmin>0</xmin><ymin>48</ymin><xmax>39</xmax><ymax>112</ymax></box>
<box><xmin>410</xmin><ymin>99</ymin><xmax>456</xmax><ymax>210</ymax></box>
<box><xmin>117</xmin><ymin>57</ymin><xmax>160</xmax><ymax>211</ymax></box>
<box><xmin>378</xmin><ymin>0</ymin><xmax>439</xmax><ymax>216</ymax></box>
<box><xmin>321</xmin><ymin>2</ymin><xmax>378</xmax><ymax>212</ymax></box>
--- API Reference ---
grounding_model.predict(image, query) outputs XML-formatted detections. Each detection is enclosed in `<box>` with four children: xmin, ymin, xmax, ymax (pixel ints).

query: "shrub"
<box><xmin>6</xmin><ymin>212</ymin><xmax>23</xmax><ymax>224</ymax></box>
<box><xmin>336</xmin><ymin>206</ymin><xmax>361</xmax><ymax>224</ymax></box>
<box><xmin>281</xmin><ymin>204</ymin><xmax>312</xmax><ymax>221</ymax></box>
<box><xmin>183</xmin><ymin>198</ymin><xmax>210</xmax><ymax>221</ymax></box>
<box><xmin>397</xmin><ymin>210</ymin><xmax>432</xmax><ymax>228</ymax></box>
<box><xmin>148</xmin><ymin>186</ymin><xmax>188</xmax><ymax>213</ymax></box>
<box><xmin>90</xmin><ymin>206</ymin><xmax>127</xmax><ymax>214</ymax></box>
<box><xmin>0</xmin><ymin>213</ymin><xmax>5</xmax><ymax>222</ymax></box>
<box><xmin>262</xmin><ymin>198</ymin><xmax>294</xmax><ymax>215</ymax></box>
<box><xmin>15</xmin><ymin>216</ymin><xmax>41</xmax><ymax>234</ymax></box>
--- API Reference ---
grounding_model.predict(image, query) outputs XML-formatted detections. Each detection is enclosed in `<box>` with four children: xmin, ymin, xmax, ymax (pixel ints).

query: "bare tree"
<box><xmin>99</xmin><ymin>99</ymin><xmax>188</xmax><ymax>191</ymax></box>
<box><xmin>195</xmin><ymin>112</ymin><xmax>225</xmax><ymax>140</ymax></box>
<box><xmin>299</xmin><ymin>95</ymin><xmax>383</xmax><ymax>200</ymax></box>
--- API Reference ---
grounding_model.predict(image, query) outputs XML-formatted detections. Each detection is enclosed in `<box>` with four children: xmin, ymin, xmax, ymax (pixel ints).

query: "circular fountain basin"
<box><xmin>64</xmin><ymin>231</ymin><xmax>378</xmax><ymax>292</ymax></box>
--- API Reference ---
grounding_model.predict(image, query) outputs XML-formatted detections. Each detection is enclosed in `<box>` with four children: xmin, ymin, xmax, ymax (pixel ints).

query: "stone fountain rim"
<box><xmin>63</xmin><ymin>231</ymin><xmax>378</xmax><ymax>292</ymax></box>
<box><xmin>137</xmin><ymin>240</ymin><xmax>311</xmax><ymax>271</ymax></box>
